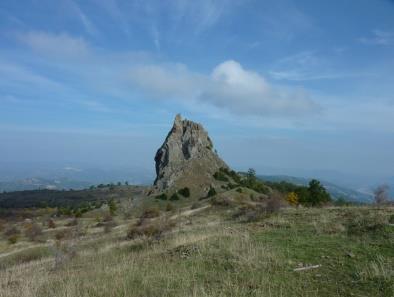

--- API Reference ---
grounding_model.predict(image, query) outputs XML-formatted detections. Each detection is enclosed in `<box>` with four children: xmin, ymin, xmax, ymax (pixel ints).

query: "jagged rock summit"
<box><xmin>154</xmin><ymin>114</ymin><xmax>228</xmax><ymax>195</ymax></box>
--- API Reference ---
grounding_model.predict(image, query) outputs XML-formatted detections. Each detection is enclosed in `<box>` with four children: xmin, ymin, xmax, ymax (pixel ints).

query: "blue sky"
<box><xmin>0</xmin><ymin>0</ymin><xmax>394</xmax><ymax>184</ymax></box>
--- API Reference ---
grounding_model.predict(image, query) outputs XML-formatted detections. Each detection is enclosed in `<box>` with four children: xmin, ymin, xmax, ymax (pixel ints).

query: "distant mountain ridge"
<box><xmin>0</xmin><ymin>177</ymin><xmax>91</xmax><ymax>192</ymax></box>
<box><xmin>258</xmin><ymin>175</ymin><xmax>373</xmax><ymax>203</ymax></box>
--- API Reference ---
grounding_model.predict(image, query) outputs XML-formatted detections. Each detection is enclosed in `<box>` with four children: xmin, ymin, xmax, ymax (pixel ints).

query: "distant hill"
<box><xmin>0</xmin><ymin>177</ymin><xmax>91</xmax><ymax>192</ymax></box>
<box><xmin>258</xmin><ymin>175</ymin><xmax>373</xmax><ymax>203</ymax></box>
<box><xmin>0</xmin><ymin>185</ymin><xmax>146</xmax><ymax>209</ymax></box>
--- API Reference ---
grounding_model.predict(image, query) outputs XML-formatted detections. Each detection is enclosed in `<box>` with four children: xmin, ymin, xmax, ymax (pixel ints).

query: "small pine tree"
<box><xmin>307</xmin><ymin>179</ymin><xmax>331</xmax><ymax>206</ymax></box>
<box><xmin>108</xmin><ymin>199</ymin><xmax>117</xmax><ymax>216</ymax></box>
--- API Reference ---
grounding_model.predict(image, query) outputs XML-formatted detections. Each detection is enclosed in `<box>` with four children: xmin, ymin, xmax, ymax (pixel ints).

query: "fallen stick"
<box><xmin>293</xmin><ymin>265</ymin><xmax>321</xmax><ymax>272</ymax></box>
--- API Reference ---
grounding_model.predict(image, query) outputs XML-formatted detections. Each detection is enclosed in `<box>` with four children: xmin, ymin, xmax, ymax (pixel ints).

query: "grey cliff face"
<box><xmin>154</xmin><ymin>114</ymin><xmax>227</xmax><ymax>191</ymax></box>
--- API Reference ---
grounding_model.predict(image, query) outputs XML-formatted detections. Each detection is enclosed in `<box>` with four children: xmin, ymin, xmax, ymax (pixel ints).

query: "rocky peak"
<box><xmin>154</xmin><ymin>114</ymin><xmax>227</xmax><ymax>193</ymax></box>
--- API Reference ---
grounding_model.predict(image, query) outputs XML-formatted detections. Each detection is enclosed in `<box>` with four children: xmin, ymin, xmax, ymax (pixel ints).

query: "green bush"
<box><xmin>7</xmin><ymin>234</ymin><xmax>19</xmax><ymax>244</ymax></box>
<box><xmin>24</xmin><ymin>222</ymin><xmax>43</xmax><ymax>242</ymax></box>
<box><xmin>207</xmin><ymin>187</ymin><xmax>217</xmax><ymax>198</ymax></box>
<box><xmin>155</xmin><ymin>193</ymin><xmax>168</xmax><ymax>200</ymax></box>
<box><xmin>213</xmin><ymin>171</ymin><xmax>229</xmax><ymax>182</ymax></box>
<box><xmin>178</xmin><ymin>187</ymin><xmax>191</xmax><ymax>198</ymax></box>
<box><xmin>214</xmin><ymin>167</ymin><xmax>241</xmax><ymax>183</ymax></box>
<box><xmin>170</xmin><ymin>193</ymin><xmax>180</xmax><ymax>201</ymax></box>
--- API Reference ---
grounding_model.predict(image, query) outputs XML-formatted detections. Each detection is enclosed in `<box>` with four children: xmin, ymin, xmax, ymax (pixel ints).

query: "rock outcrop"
<box><xmin>153</xmin><ymin>114</ymin><xmax>228</xmax><ymax>195</ymax></box>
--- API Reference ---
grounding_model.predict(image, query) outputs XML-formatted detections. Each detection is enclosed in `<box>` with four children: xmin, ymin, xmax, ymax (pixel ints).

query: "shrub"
<box><xmin>389</xmin><ymin>214</ymin><xmax>394</xmax><ymax>224</ymax></box>
<box><xmin>8</xmin><ymin>234</ymin><xmax>19</xmax><ymax>244</ymax></box>
<box><xmin>305</xmin><ymin>179</ymin><xmax>331</xmax><ymax>206</ymax></box>
<box><xmin>236</xmin><ymin>187</ymin><xmax>243</xmax><ymax>193</ymax></box>
<box><xmin>4</xmin><ymin>226</ymin><xmax>21</xmax><ymax>244</ymax></box>
<box><xmin>233</xmin><ymin>204</ymin><xmax>265</xmax><ymax>223</ymax></box>
<box><xmin>104</xmin><ymin>221</ymin><xmax>116</xmax><ymax>234</ymax></box>
<box><xmin>155</xmin><ymin>193</ymin><xmax>168</xmax><ymax>200</ymax></box>
<box><xmin>165</xmin><ymin>203</ymin><xmax>174</xmax><ymax>212</ymax></box>
<box><xmin>103</xmin><ymin>214</ymin><xmax>113</xmax><ymax>222</ymax></box>
<box><xmin>127</xmin><ymin>219</ymin><xmax>175</xmax><ymax>241</ymax></box>
<box><xmin>266</xmin><ymin>192</ymin><xmax>283</xmax><ymax>214</ymax></box>
<box><xmin>141</xmin><ymin>207</ymin><xmax>160</xmax><ymax>219</ymax></box>
<box><xmin>0</xmin><ymin>219</ymin><xmax>5</xmax><ymax>232</ymax></box>
<box><xmin>47</xmin><ymin>219</ymin><xmax>56</xmax><ymax>229</ymax></box>
<box><xmin>170</xmin><ymin>193</ymin><xmax>180</xmax><ymax>201</ymax></box>
<box><xmin>74</xmin><ymin>209</ymin><xmax>82</xmax><ymax>218</ymax></box>
<box><xmin>211</xmin><ymin>196</ymin><xmax>231</xmax><ymax>207</ymax></box>
<box><xmin>207</xmin><ymin>187</ymin><xmax>217</xmax><ymax>198</ymax></box>
<box><xmin>55</xmin><ymin>229</ymin><xmax>72</xmax><ymax>241</ymax></box>
<box><xmin>374</xmin><ymin>184</ymin><xmax>389</xmax><ymax>205</ymax></box>
<box><xmin>25</xmin><ymin>222</ymin><xmax>43</xmax><ymax>242</ymax></box>
<box><xmin>286</xmin><ymin>192</ymin><xmax>299</xmax><ymax>206</ymax></box>
<box><xmin>66</xmin><ymin>218</ymin><xmax>78</xmax><ymax>226</ymax></box>
<box><xmin>4</xmin><ymin>225</ymin><xmax>21</xmax><ymax>237</ymax></box>
<box><xmin>108</xmin><ymin>199</ymin><xmax>117</xmax><ymax>216</ymax></box>
<box><xmin>178</xmin><ymin>187</ymin><xmax>191</xmax><ymax>198</ymax></box>
<box><xmin>213</xmin><ymin>171</ymin><xmax>229</xmax><ymax>182</ymax></box>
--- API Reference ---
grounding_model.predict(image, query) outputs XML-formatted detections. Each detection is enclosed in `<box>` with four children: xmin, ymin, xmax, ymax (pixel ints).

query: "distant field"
<box><xmin>0</xmin><ymin>194</ymin><xmax>393</xmax><ymax>297</ymax></box>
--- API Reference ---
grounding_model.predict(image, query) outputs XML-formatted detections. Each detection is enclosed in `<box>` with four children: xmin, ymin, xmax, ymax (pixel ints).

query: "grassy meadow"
<box><xmin>0</xmin><ymin>193</ymin><xmax>393</xmax><ymax>297</ymax></box>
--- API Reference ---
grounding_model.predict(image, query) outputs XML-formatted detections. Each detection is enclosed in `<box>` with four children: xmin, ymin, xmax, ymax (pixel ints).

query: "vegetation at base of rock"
<box><xmin>213</xmin><ymin>171</ymin><xmax>229</xmax><ymax>182</ymax></box>
<box><xmin>170</xmin><ymin>193</ymin><xmax>180</xmax><ymax>201</ymax></box>
<box><xmin>213</xmin><ymin>167</ymin><xmax>241</xmax><ymax>183</ymax></box>
<box><xmin>207</xmin><ymin>187</ymin><xmax>217</xmax><ymax>198</ymax></box>
<box><xmin>155</xmin><ymin>193</ymin><xmax>168</xmax><ymax>200</ymax></box>
<box><xmin>178</xmin><ymin>187</ymin><xmax>190</xmax><ymax>197</ymax></box>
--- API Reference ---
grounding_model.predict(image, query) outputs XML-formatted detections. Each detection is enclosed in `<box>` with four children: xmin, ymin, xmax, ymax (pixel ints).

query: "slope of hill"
<box><xmin>258</xmin><ymin>175</ymin><xmax>373</xmax><ymax>203</ymax></box>
<box><xmin>0</xmin><ymin>192</ymin><xmax>393</xmax><ymax>297</ymax></box>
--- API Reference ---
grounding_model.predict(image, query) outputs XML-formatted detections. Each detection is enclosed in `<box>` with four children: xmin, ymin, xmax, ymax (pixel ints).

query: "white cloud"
<box><xmin>18</xmin><ymin>31</ymin><xmax>89</xmax><ymax>58</ymax></box>
<box><xmin>270</xmin><ymin>51</ymin><xmax>374</xmax><ymax>81</ymax></box>
<box><xmin>12</xmin><ymin>31</ymin><xmax>317</xmax><ymax>117</ymax></box>
<box><xmin>0</xmin><ymin>62</ymin><xmax>64</xmax><ymax>90</ymax></box>
<box><xmin>358</xmin><ymin>30</ymin><xmax>394</xmax><ymax>46</ymax></box>
<box><xmin>129</xmin><ymin>60</ymin><xmax>318</xmax><ymax>116</ymax></box>
<box><xmin>130</xmin><ymin>63</ymin><xmax>204</xmax><ymax>99</ymax></box>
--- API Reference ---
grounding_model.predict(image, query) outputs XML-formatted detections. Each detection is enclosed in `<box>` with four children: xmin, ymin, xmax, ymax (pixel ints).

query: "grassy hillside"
<box><xmin>0</xmin><ymin>190</ymin><xmax>393</xmax><ymax>297</ymax></box>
